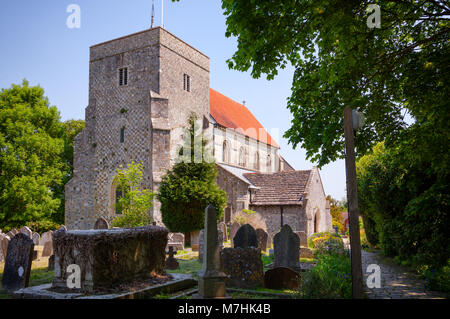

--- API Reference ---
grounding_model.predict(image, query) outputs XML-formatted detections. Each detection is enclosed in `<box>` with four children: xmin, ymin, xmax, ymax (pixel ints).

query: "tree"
<box><xmin>216</xmin><ymin>0</ymin><xmax>449</xmax><ymax>167</ymax></box>
<box><xmin>357</xmin><ymin>142</ymin><xmax>449</xmax><ymax>270</ymax></box>
<box><xmin>157</xmin><ymin>114</ymin><xmax>227</xmax><ymax>233</ymax></box>
<box><xmin>0</xmin><ymin>80</ymin><xmax>66</xmax><ymax>232</ymax></box>
<box><xmin>111</xmin><ymin>161</ymin><xmax>154</xmax><ymax>228</ymax></box>
<box><xmin>326</xmin><ymin>195</ymin><xmax>345</xmax><ymax>233</ymax></box>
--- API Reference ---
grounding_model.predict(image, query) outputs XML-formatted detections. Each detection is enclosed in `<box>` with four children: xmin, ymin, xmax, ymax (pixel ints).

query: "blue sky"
<box><xmin>0</xmin><ymin>0</ymin><xmax>347</xmax><ymax>201</ymax></box>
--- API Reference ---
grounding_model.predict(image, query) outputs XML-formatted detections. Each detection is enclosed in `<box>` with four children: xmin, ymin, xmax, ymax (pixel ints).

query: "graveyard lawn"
<box><xmin>0</xmin><ymin>256</ymin><xmax>53</xmax><ymax>299</ymax></box>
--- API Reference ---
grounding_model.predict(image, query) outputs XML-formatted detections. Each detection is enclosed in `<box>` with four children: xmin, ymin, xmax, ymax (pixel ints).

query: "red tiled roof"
<box><xmin>244</xmin><ymin>170</ymin><xmax>312</xmax><ymax>205</ymax></box>
<box><xmin>210</xmin><ymin>88</ymin><xmax>280</xmax><ymax>148</ymax></box>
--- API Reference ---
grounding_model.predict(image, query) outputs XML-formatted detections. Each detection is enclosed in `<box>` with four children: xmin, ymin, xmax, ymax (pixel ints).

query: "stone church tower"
<box><xmin>65</xmin><ymin>27</ymin><xmax>210</xmax><ymax>229</ymax></box>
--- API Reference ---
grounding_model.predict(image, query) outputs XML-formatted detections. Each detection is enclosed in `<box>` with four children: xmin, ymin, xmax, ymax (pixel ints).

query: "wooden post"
<box><xmin>343</xmin><ymin>106</ymin><xmax>364</xmax><ymax>299</ymax></box>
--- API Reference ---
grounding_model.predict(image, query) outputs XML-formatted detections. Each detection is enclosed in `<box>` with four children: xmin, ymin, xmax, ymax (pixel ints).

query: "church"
<box><xmin>65</xmin><ymin>27</ymin><xmax>332</xmax><ymax>238</ymax></box>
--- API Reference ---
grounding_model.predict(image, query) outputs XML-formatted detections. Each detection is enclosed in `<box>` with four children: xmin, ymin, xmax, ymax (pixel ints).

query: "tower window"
<box><xmin>183</xmin><ymin>73</ymin><xmax>190</xmax><ymax>92</ymax></box>
<box><xmin>119</xmin><ymin>68</ymin><xmax>128</xmax><ymax>86</ymax></box>
<box><xmin>120</xmin><ymin>127</ymin><xmax>125</xmax><ymax>143</ymax></box>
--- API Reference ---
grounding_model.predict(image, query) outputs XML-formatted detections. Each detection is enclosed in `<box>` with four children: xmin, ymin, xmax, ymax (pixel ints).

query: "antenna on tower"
<box><xmin>151</xmin><ymin>0</ymin><xmax>155</xmax><ymax>28</ymax></box>
<box><xmin>161</xmin><ymin>0</ymin><xmax>164</xmax><ymax>28</ymax></box>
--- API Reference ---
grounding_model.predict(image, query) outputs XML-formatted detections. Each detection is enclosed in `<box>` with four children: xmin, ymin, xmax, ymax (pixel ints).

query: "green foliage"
<box><xmin>357</xmin><ymin>142</ymin><xmax>450</xmax><ymax>272</ymax></box>
<box><xmin>158</xmin><ymin>114</ymin><xmax>227</xmax><ymax>233</ymax></box>
<box><xmin>0</xmin><ymin>80</ymin><xmax>67</xmax><ymax>232</ymax></box>
<box><xmin>111</xmin><ymin>161</ymin><xmax>154</xmax><ymax>228</ymax></box>
<box><xmin>308</xmin><ymin>232</ymin><xmax>345</xmax><ymax>256</ymax></box>
<box><xmin>261</xmin><ymin>252</ymin><xmax>274</xmax><ymax>267</ymax></box>
<box><xmin>300</xmin><ymin>251</ymin><xmax>352</xmax><ymax>299</ymax></box>
<box><xmin>327</xmin><ymin>195</ymin><xmax>345</xmax><ymax>233</ymax></box>
<box><xmin>218</xmin><ymin>0</ymin><xmax>449</xmax><ymax>167</ymax></box>
<box><xmin>423</xmin><ymin>261</ymin><xmax>450</xmax><ymax>293</ymax></box>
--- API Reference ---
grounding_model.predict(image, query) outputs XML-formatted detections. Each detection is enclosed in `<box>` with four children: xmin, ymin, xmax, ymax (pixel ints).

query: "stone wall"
<box><xmin>216</xmin><ymin>165</ymin><xmax>251</xmax><ymax>223</ymax></box>
<box><xmin>248</xmin><ymin>205</ymin><xmax>306</xmax><ymax>239</ymax></box>
<box><xmin>65</xmin><ymin>27</ymin><xmax>210</xmax><ymax>229</ymax></box>
<box><xmin>302</xmin><ymin>167</ymin><xmax>332</xmax><ymax>237</ymax></box>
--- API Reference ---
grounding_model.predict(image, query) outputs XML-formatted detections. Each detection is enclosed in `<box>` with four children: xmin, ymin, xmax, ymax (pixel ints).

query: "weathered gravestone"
<box><xmin>19</xmin><ymin>226</ymin><xmax>32</xmax><ymax>239</ymax></box>
<box><xmin>256</xmin><ymin>228</ymin><xmax>268</xmax><ymax>251</ymax></box>
<box><xmin>229</xmin><ymin>222</ymin><xmax>240</xmax><ymax>247</ymax></box>
<box><xmin>94</xmin><ymin>217</ymin><xmax>109</xmax><ymax>230</ymax></box>
<box><xmin>41</xmin><ymin>231</ymin><xmax>53</xmax><ymax>257</ymax></box>
<box><xmin>199</xmin><ymin>229</ymin><xmax>224</xmax><ymax>262</ymax></box>
<box><xmin>300</xmin><ymin>247</ymin><xmax>314</xmax><ymax>259</ymax></box>
<box><xmin>220</xmin><ymin>247</ymin><xmax>264</xmax><ymax>289</ymax></box>
<box><xmin>196</xmin><ymin>204</ymin><xmax>227</xmax><ymax>298</ymax></box>
<box><xmin>165</xmin><ymin>246</ymin><xmax>179</xmax><ymax>270</ymax></box>
<box><xmin>218</xmin><ymin>222</ymin><xmax>227</xmax><ymax>241</ymax></box>
<box><xmin>166</xmin><ymin>232</ymin><xmax>185</xmax><ymax>251</ymax></box>
<box><xmin>42</xmin><ymin>240</ymin><xmax>53</xmax><ymax>257</ymax></box>
<box><xmin>0</xmin><ymin>234</ymin><xmax>9</xmax><ymax>262</ymax></box>
<box><xmin>5</xmin><ymin>231</ymin><xmax>15</xmax><ymax>239</ymax></box>
<box><xmin>52</xmin><ymin>226</ymin><xmax>168</xmax><ymax>293</ymax></box>
<box><xmin>233</xmin><ymin>224</ymin><xmax>257</xmax><ymax>248</ymax></box>
<box><xmin>273</xmin><ymin>224</ymin><xmax>300</xmax><ymax>271</ymax></box>
<box><xmin>11</xmin><ymin>228</ymin><xmax>18</xmax><ymax>236</ymax></box>
<box><xmin>295</xmin><ymin>231</ymin><xmax>308</xmax><ymax>248</ymax></box>
<box><xmin>32</xmin><ymin>232</ymin><xmax>40</xmax><ymax>246</ymax></box>
<box><xmin>264</xmin><ymin>267</ymin><xmax>301</xmax><ymax>290</ymax></box>
<box><xmin>1</xmin><ymin>233</ymin><xmax>35</xmax><ymax>291</ymax></box>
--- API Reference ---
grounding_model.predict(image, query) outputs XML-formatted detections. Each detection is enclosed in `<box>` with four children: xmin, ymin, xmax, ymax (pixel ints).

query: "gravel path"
<box><xmin>361</xmin><ymin>250</ymin><xmax>446</xmax><ymax>299</ymax></box>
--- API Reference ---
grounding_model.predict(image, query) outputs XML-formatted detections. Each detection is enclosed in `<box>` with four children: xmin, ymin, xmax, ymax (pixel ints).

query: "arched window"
<box><xmin>239</xmin><ymin>147</ymin><xmax>246</xmax><ymax>167</ymax></box>
<box><xmin>254</xmin><ymin>152</ymin><xmax>260</xmax><ymax>170</ymax></box>
<box><xmin>267</xmin><ymin>154</ymin><xmax>272</xmax><ymax>171</ymax></box>
<box><xmin>222</xmin><ymin>141</ymin><xmax>229</xmax><ymax>163</ymax></box>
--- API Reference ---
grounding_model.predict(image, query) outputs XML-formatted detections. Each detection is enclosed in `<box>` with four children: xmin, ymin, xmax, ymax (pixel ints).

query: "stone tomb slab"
<box><xmin>1</xmin><ymin>233</ymin><xmax>35</xmax><ymax>291</ymax></box>
<box><xmin>52</xmin><ymin>226</ymin><xmax>168</xmax><ymax>294</ymax></box>
<box><xmin>13</xmin><ymin>273</ymin><xmax>196</xmax><ymax>299</ymax></box>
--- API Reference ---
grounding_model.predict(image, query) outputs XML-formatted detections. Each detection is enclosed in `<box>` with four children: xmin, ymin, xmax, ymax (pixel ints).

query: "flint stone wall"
<box><xmin>52</xmin><ymin>226</ymin><xmax>168</xmax><ymax>293</ymax></box>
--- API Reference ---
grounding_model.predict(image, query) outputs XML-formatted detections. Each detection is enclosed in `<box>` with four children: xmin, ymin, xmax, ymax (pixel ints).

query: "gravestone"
<box><xmin>256</xmin><ymin>228</ymin><xmax>268</xmax><ymax>251</ymax></box>
<box><xmin>19</xmin><ymin>226</ymin><xmax>32</xmax><ymax>239</ymax></box>
<box><xmin>94</xmin><ymin>217</ymin><xmax>109</xmax><ymax>230</ymax></box>
<box><xmin>198</xmin><ymin>229</ymin><xmax>224</xmax><ymax>262</ymax></box>
<box><xmin>300</xmin><ymin>247</ymin><xmax>314</xmax><ymax>259</ymax></box>
<box><xmin>196</xmin><ymin>204</ymin><xmax>227</xmax><ymax>298</ymax></box>
<box><xmin>1</xmin><ymin>233</ymin><xmax>35</xmax><ymax>291</ymax></box>
<box><xmin>6</xmin><ymin>231</ymin><xmax>15</xmax><ymax>239</ymax></box>
<box><xmin>229</xmin><ymin>222</ymin><xmax>240</xmax><ymax>247</ymax></box>
<box><xmin>166</xmin><ymin>232</ymin><xmax>185</xmax><ymax>251</ymax></box>
<box><xmin>264</xmin><ymin>267</ymin><xmax>301</xmax><ymax>290</ymax></box>
<box><xmin>220</xmin><ymin>247</ymin><xmax>264</xmax><ymax>289</ymax></box>
<box><xmin>233</xmin><ymin>224</ymin><xmax>257</xmax><ymax>248</ymax></box>
<box><xmin>165</xmin><ymin>246</ymin><xmax>179</xmax><ymax>270</ymax></box>
<box><xmin>0</xmin><ymin>234</ymin><xmax>9</xmax><ymax>262</ymax></box>
<box><xmin>32</xmin><ymin>232</ymin><xmax>40</xmax><ymax>246</ymax></box>
<box><xmin>42</xmin><ymin>240</ymin><xmax>53</xmax><ymax>257</ymax></box>
<box><xmin>273</xmin><ymin>224</ymin><xmax>300</xmax><ymax>271</ymax></box>
<box><xmin>218</xmin><ymin>222</ymin><xmax>227</xmax><ymax>241</ymax></box>
<box><xmin>57</xmin><ymin>225</ymin><xmax>67</xmax><ymax>232</ymax></box>
<box><xmin>41</xmin><ymin>231</ymin><xmax>53</xmax><ymax>246</ymax></box>
<box><xmin>11</xmin><ymin>228</ymin><xmax>18</xmax><ymax>235</ymax></box>
<box><xmin>295</xmin><ymin>231</ymin><xmax>308</xmax><ymax>248</ymax></box>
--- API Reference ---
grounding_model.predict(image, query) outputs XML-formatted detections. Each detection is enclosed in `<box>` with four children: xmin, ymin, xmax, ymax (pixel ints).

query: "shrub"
<box><xmin>111</xmin><ymin>162</ymin><xmax>154</xmax><ymax>228</ymax></box>
<box><xmin>300</xmin><ymin>251</ymin><xmax>352</xmax><ymax>298</ymax></box>
<box><xmin>157</xmin><ymin>114</ymin><xmax>227</xmax><ymax>233</ymax></box>
<box><xmin>308</xmin><ymin>232</ymin><xmax>345</xmax><ymax>256</ymax></box>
